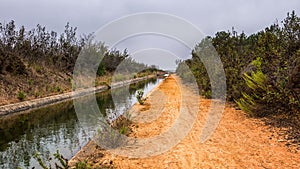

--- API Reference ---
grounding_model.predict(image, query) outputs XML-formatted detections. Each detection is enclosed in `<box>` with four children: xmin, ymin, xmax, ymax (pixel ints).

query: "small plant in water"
<box><xmin>135</xmin><ymin>89</ymin><xmax>145</xmax><ymax>105</ymax></box>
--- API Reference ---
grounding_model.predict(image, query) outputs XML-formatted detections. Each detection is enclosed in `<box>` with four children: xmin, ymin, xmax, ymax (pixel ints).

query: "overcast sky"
<box><xmin>1</xmin><ymin>0</ymin><xmax>300</xmax><ymax>35</ymax></box>
<box><xmin>1</xmin><ymin>0</ymin><xmax>300</xmax><ymax>70</ymax></box>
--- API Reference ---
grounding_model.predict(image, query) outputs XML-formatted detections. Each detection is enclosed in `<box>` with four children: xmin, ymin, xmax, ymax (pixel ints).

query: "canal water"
<box><xmin>0</xmin><ymin>78</ymin><xmax>162</xmax><ymax>169</ymax></box>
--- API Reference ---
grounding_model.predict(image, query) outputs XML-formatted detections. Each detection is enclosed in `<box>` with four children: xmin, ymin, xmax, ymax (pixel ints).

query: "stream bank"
<box><xmin>0</xmin><ymin>75</ymin><xmax>155</xmax><ymax>116</ymax></box>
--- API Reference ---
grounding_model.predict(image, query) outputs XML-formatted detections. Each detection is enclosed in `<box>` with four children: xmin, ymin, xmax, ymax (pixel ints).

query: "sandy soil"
<box><xmin>70</xmin><ymin>75</ymin><xmax>300</xmax><ymax>169</ymax></box>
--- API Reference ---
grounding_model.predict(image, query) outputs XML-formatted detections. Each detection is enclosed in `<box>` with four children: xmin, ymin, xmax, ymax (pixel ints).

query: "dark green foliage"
<box><xmin>0</xmin><ymin>51</ymin><xmax>26</xmax><ymax>75</ymax></box>
<box><xmin>97</xmin><ymin>63</ymin><xmax>106</xmax><ymax>76</ymax></box>
<box><xmin>102</xmin><ymin>48</ymin><xmax>129</xmax><ymax>72</ymax></box>
<box><xmin>177</xmin><ymin>11</ymin><xmax>300</xmax><ymax>117</ymax></box>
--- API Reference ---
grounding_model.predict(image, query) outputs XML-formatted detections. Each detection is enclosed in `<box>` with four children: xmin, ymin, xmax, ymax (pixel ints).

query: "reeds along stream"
<box><xmin>0</xmin><ymin>77</ymin><xmax>162</xmax><ymax>169</ymax></box>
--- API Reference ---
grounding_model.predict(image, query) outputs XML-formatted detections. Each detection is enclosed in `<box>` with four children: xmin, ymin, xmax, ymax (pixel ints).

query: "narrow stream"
<box><xmin>0</xmin><ymin>78</ymin><xmax>162</xmax><ymax>169</ymax></box>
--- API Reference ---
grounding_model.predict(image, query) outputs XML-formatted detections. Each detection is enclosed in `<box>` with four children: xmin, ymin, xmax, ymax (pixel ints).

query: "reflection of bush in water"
<box><xmin>129</xmin><ymin>78</ymin><xmax>157</xmax><ymax>94</ymax></box>
<box><xmin>0</xmin><ymin>100</ymin><xmax>74</xmax><ymax>150</ymax></box>
<box><xmin>96</xmin><ymin>90</ymin><xmax>115</xmax><ymax>117</ymax></box>
<box><xmin>0</xmin><ymin>100</ymin><xmax>78</xmax><ymax>169</ymax></box>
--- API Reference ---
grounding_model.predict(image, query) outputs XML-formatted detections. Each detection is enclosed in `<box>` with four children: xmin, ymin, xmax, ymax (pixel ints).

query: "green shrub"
<box><xmin>35</xmin><ymin>65</ymin><xmax>42</xmax><ymax>73</ymax></box>
<box><xmin>67</xmin><ymin>77</ymin><xmax>72</xmax><ymax>83</ymax></box>
<box><xmin>17</xmin><ymin>91</ymin><xmax>26</xmax><ymax>101</ymax></box>
<box><xmin>34</xmin><ymin>91</ymin><xmax>42</xmax><ymax>98</ymax></box>
<box><xmin>54</xmin><ymin>86</ymin><xmax>63</xmax><ymax>93</ymax></box>
<box><xmin>135</xmin><ymin>90</ymin><xmax>145</xmax><ymax>105</ymax></box>
<box><xmin>236</xmin><ymin>57</ymin><xmax>298</xmax><ymax>117</ymax></box>
<box><xmin>119</xmin><ymin>126</ymin><xmax>128</xmax><ymax>135</ymax></box>
<box><xmin>235</xmin><ymin>57</ymin><xmax>269</xmax><ymax>116</ymax></box>
<box><xmin>75</xmin><ymin>160</ymin><xmax>91</xmax><ymax>169</ymax></box>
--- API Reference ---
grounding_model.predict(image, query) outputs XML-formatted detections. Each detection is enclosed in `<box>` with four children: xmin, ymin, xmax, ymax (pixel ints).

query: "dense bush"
<box><xmin>177</xmin><ymin>11</ymin><xmax>300</xmax><ymax>117</ymax></box>
<box><xmin>0</xmin><ymin>21</ymin><xmax>83</xmax><ymax>74</ymax></box>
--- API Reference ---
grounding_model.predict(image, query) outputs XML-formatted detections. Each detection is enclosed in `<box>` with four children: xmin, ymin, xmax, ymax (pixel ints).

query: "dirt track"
<box><xmin>70</xmin><ymin>75</ymin><xmax>300</xmax><ymax>168</ymax></box>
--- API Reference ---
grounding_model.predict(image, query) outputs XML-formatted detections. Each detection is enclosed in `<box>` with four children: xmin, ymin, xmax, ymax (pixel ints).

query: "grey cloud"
<box><xmin>1</xmin><ymin>0</ymin><xmax>299</xmax><ymax>35</ymax></box>
<box><xmin>1</xmin><ymin>0</ymin><xmax>299</xmax><ymax>66</ymax></box>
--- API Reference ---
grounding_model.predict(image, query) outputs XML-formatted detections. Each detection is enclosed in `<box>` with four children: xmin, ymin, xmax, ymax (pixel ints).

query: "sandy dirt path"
<box><xmin>70</xmin><ymin>75</ymin><xmax>300</xmax><ymax>169</ymax></box>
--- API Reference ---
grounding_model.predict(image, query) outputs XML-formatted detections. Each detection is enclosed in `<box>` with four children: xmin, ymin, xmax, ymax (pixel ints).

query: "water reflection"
<box><xmin>0</xmin><ymin>78</ymin><xmax>161</xmax><ymax>168</ymax></box>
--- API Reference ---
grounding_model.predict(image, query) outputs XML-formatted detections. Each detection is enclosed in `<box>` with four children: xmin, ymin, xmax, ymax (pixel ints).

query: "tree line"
<box><xmin>0</xmin><ymin>21</ymin><xmax>153</xmax><ymax>77</ymax></box>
